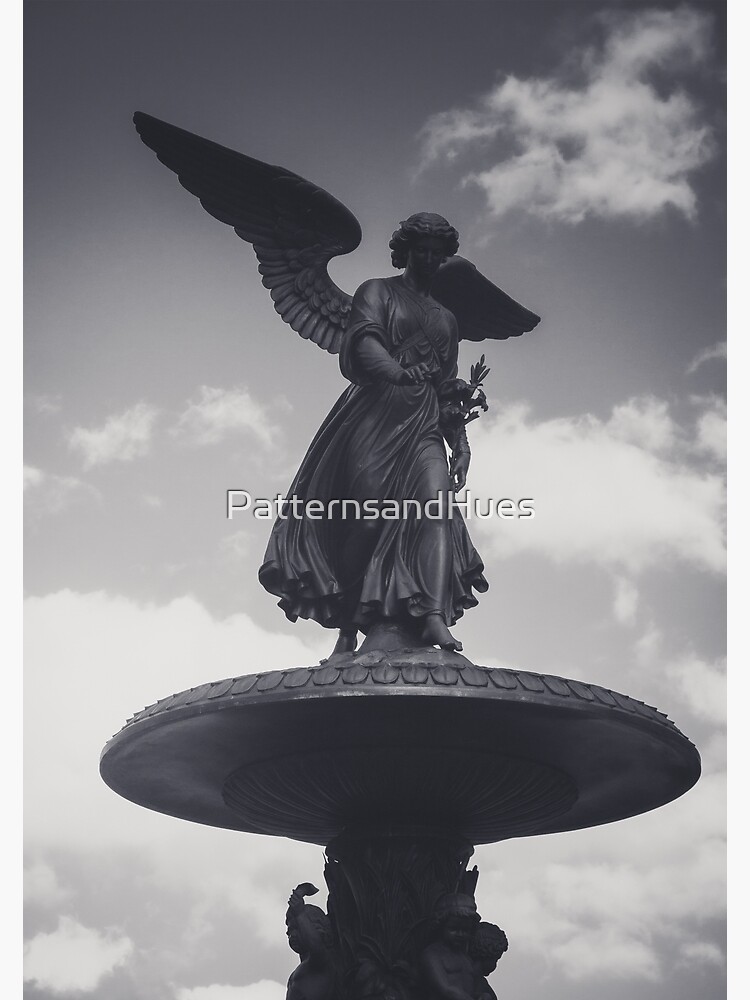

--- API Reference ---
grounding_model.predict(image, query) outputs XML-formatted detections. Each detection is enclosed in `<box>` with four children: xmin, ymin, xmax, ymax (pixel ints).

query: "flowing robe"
<box><xmin>259</xmin><ymin>276</ymin><xmax>488</xmax><ymax>630</ymax></box>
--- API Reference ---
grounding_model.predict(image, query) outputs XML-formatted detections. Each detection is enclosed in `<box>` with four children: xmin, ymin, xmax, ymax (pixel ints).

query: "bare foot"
<box><xmin>330</xmin><ymin>629</ymin><xmax>358</xmax><ymax>657</ymax></box>
<box><xmin>421</xmin><ymin>614</ymin><xmax>462</xmax><ymax>652</ymax></box>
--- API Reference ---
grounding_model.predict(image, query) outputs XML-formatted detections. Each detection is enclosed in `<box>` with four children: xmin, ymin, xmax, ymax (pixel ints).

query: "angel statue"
<box><xmin>134</xmin><ymin>113</ymin><xmax>540</xmax><ymax>654</ymax></box>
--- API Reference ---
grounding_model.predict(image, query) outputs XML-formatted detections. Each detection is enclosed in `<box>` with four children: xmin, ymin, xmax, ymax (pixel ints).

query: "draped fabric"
<box><xmin>259</xmin><ymin>276</ymin><xmax>488</xmax><ymax>630</ymax></box>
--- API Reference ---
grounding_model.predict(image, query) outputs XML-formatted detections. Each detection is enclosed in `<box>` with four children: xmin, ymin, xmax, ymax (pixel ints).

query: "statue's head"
<box><xmin>433</xmin><ymin>892</ymin><xmax>480</xmax><ymax>950</ymax></box>
<box><xmin>389</xmin><ymin>213</ymin><xmax>460</xmax><ymax>270</ymax></box>
<box><xmin>469</xmin><ymin>921</ymin><xmax>509</xmax><ymax>974</ymax></box>
<box><xmin>286</xmin><ymin>903</ymin><xmax>333</xmax><ymax>954</ymax></box>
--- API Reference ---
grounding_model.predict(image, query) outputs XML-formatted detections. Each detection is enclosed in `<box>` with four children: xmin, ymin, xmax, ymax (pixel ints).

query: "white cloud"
<box><xmin>694</xmin><ymin>400</ymin><xmax>726</xmax><ymax>461</ymax></box>
<box><xmin>23</xmin><ymin>465</ymin><xmax>43</xmax><ymax>489</ymax></box>
<box><xmin>27</xmin><ymin>393</ymin><xmax>62</xmax><ymax>415</ymax></box>
<box><xmin>635</xmin><ymin>623</ymin><xmax>662</xmax><ymax>663</ymax></box>
<box><xmin>23</xmin><ymin>464</ymin><xmax>100</xmax><ymax>515</ymax></box>
<box><xmin>468</xmin><ymin>395</ymin><xmax>725</xmax><ymax>574</ymax></box>
<box><xmin>24</xmin><ymin>916</ymin><xmax>132</xmax><ymax>993</ymax></box>
<box><xmin>612</xmin><ymin>575</ymin><xmax>639</xmax><ymax>624</ymax></box>
<box><xmin>24</xmin><ymin>860</ymin><xmax>70</xmax><ymax>907</ymax></box>
<box><xmin>678</xmin><ymin>940</ymin><xmax>725</xmax><ymax>969</ymax></box>
<box><xmin>24</xmin><ymin>589</ymin><xmax>329</xmax><ymax>854</ymax></box>
<box><xmin>69</xmin><ymin>402</ymin><xmax>159</xmax><ymax>468</ymax></box>
<box><xmin>419</xmin><ymin>8</ymin><xmax>715</xmax><ymax>223</ymax></box>
<box><xmin>664</xmin><ymin>655</ymin><xmax>726</xmax><ymax>726</ymax></box>
<box><xmin>551</xmin><ymin>925</ymin><xmax>661</xmax><ymax>981</ymax></box>
<box><xmin>687</xmin><ymin>341</ymin><xmax>726</xmax><ymax>375</ymax></box>
<box><xmin>176</xmin><ymin>981</ymin><xmax>286</xmax><ymax>1000</ymax></box>
<box><xmin>174</xmin><ymin>386</ymin><xmax>280</xmax><ymax>448</ymax></box>
<box><xmin>219</xmin><ymin>529</ymin><xmax>254</xmax><ymax>563</ymax></box>
<box><xmin>24</xmin><ymin>590</ymin><xmax>330</xmax><ymax>951</ymax></box>
<box><xmin>477</xmin><ymin>769</ymin><xmax>725</xmax><ymax>983</ymax></box>
<box><xmin>608</xmin><ymin>397</ymin><xmax>675</xmax><ymax>452</ymax></box>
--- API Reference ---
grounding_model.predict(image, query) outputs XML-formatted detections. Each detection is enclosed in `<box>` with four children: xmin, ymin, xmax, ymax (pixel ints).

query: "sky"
<box><xmin>23</xmin><ymin>2</ymin><xmax>726</xmax><ymax>999</ymax></box>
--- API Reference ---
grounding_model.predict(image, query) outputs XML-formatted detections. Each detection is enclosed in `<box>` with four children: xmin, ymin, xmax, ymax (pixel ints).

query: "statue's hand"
<box><xmin>450</xmin><ymin>451</ymin><xmax>470</xmax><ymax>493</ymax></box>
<box><xmin>399</xmin><ymin>362</ymin><xmax>436</xmax><ymax>385</ymax></box>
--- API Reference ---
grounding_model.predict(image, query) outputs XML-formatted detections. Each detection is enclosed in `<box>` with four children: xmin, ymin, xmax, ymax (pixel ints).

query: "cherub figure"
<box><xmin>419</xmin><ymin>893</ymin><xmax>481</xmax><ymax>1000</ymax></box>
<box><xmin>285</xmin><ymin>883</ymin><xmax>338</xmax><ymax>1000</ymax></box>
<box><xmin>469</xmin><ymin>922</ymin><xmax>509</xmax><ymax>1000</ymax></box>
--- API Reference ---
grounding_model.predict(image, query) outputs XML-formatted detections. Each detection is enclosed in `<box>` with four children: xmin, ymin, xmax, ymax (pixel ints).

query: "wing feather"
<box><xmin>134</xmin><ymin>112</ymin><xmax>361</xmax><ymax>353</ymax></box>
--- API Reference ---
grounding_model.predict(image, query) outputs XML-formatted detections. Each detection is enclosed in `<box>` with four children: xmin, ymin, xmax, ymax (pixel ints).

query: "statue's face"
<box><xmin>407</xmin><ymin>235</ymin><xmax>448</xmax><ymax>279</ymax></box>
<box><xmin>441</xmin><ymin>916</ymin><xmax>474</xmax><ymax>950</ymax></box>
<box><xmin>286</xmin><ymin>917</ymin><xmax>302</xmax><ymax>954</ymax></box>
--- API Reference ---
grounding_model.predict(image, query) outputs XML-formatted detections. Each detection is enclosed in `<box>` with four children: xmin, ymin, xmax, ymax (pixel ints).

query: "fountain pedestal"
<box><xmin>100</xmin><ymin>647</ymin><xmax>700</xmax><ymax>999</ymax></box>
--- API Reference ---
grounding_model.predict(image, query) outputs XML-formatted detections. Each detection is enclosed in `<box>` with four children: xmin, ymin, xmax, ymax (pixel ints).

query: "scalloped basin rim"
<box><xmin>100</xmin><ymin>655</ymin><xmax>701</xmax><ymax>846</ymax></box>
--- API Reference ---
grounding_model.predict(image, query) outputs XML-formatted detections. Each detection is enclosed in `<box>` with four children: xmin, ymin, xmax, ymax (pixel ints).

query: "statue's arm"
<box><xmin>438</xmin><ymin>319</ymin><xmax>471</xmax><ymax>490</ymax></box>
<box><xmin>339</xmin><ymin>279</ymin><xmax>408</xmax><ymax>385</ymax></box>
<box><xmin>353</xmin><ymin>334</ymin><xmax>408</xmax><ymax>384</ymax></box>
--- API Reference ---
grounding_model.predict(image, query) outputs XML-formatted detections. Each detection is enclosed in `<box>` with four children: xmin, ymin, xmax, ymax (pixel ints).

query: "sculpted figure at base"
<box><xmin>133</xmin><ymin>113</ymin><xmax>540</xmax><ymax>654</ymax></box>
<box><xmin>285</xmin><ymin>884</ymin><xmax>338</xmax><ymax>1000</ymax></box>
<box><xmin>469</xmin><ymin>923</ymin><xmax>508</xmax><ymax>1000</ymax></box>
<box><xmin>419</xmin><ymin>895</ymin><xmax>509</xmax><ymax>1000</ymax></box>
<box><xmin>419</xmin><ymin>893</ymin><xmax>482</xmax><ymax>1000</ymax></box>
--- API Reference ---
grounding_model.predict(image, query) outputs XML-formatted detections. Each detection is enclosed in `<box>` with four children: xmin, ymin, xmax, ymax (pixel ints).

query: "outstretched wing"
<box><xmin>133</xmin><ymin>112</ymin><xmax>362</xmax><ymax>354</ymax></box>
<box><xmin>431</xmin><ymin>256</ymin><xmax>540</xmax><ymax>342</ymax></box>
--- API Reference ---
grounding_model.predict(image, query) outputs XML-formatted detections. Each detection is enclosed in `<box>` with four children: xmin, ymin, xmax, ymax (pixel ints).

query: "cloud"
<box><xmin>612</xmin><ymin>575</ymin><xmax>639</xmax><ymax>624</ymax></box>
<box><xmin>176</xmin><ymin>981</ymin><xmax>285</xmax><ymax>1000</ymax></box>
<box><xmin>694</xmin><ymin>398</ymin><xmax>726</xmax><ymax>461</ymax></box>
<box><xmin>477</xmin><ymin>768</ymin><xmax>725</xmax><ymax>984</ymax></box>
<box><xmin>23</xmin><ymin>590</ymin><xmax>330</xmax><ymax>991</ymax></box>
<box><xmin>24</xmin><ymin>917</ymin><xmax>132</xmax><ymax>993</ymax></box>
<box><xmin>69</xmin><ymin>402</ymin><xmax>159</xmax><ymax>468</ymax></box>
<box><xmin>173</xmin><ymin>386</ymin><xmax>280</xmax><ymax>448</ymax></box>
<box><xmin>24</xmin><ymin>465</ymin><xmax>44</xmax><ymax>490</ymax></box>
<box><xmin>23</xmin><ymin>464</ymin><xmax>100</xmax><ymax>515</ymax></box>
<box><xmin>24</xmin><ymin>589</ymin><xmax>329</xmax><ymax>855</ymax></box>
<box><xmin>219</xmin><ymin>529</ymin><xmax>255</xmax><ymax>563</ymax></box>
<box><xmin>468</xmin><ymin>395</ymin><xmax>725</xmax><ymax>574</ymax></box>
<box><xmin>664</xmin><ymin>655</ymin><xmax>726</xmax><ymax>727</ymax></box>
<box><xmin>24</xmin><ymin>860</ymin><xmax>71</xmax><ymax>908</ymax></box>
<box><xmin>678</xmin><ymin>941</ymin><xmax>725</xmax><ymax>969</ymax></box>
<box><xmin>27</xmin><ymin>393</ymin><xmax>62</xmax><ymax>416</ymax></box>
<box><xmin>551</xmin><ymin>925</ymin><xmax>661</xmax><ymax>981</ymax></box>
<box><xmin>687</xmin><ymin>341</ymin><xmax>726</xmax><ymax>375</ymax></box>
<box><xmin>419</xmin><ymin>7</ymin><xmax>715</xmax><ymax>223</ymax></box>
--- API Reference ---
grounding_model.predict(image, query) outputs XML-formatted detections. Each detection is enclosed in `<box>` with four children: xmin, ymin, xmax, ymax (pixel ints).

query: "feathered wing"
<box><xmin>431</xmin><ymin>256</ymin><xmax>541</xmax><ymax>342</ymax></box>
<box><xmin>133</xmin><ymin>112</ymin><xmax>362</xmax><ymax>353</ymax></box>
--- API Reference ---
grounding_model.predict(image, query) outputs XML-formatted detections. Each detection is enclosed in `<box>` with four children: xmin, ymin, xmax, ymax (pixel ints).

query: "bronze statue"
<box><xmin>419</xmin><ymin>893</ymin><xmax>481</xmax><ymax>1000</ymax></box>
<box><xmin>133</xmin><ymin>113</ymin><xmax>540</xmax><ymax>654</ymax></box>
<box><xmin>469</xmin><ymin>923</ymin><xmax>508</xmax><ymax>1000</ymax></box>
<box><xmin>285</xmin><ymin>884</ymin><xmax>338</xmax><ymax>1000</ymax></box>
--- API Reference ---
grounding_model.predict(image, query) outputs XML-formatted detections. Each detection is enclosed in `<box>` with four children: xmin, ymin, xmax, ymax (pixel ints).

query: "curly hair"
<box><xmin>389</xmin><ymin>213</ymin><xmax>460</xmax><ymax>268</ymax></box>
<box><xmin>470</xmin><ymin>921</ymin><xmax>509</xmax><ymax>960</ymax></box>
<box><xmin>305</xmin><ymin>904</ymin><xmax>334</xmax><ymax>947</ymax></box>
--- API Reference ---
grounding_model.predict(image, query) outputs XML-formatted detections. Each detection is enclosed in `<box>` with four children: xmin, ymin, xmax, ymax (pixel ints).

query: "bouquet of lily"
<box><xmin>437</xmin><ymin>355</ymin><xmax>490</xmax><ymax>433</ymax></box>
